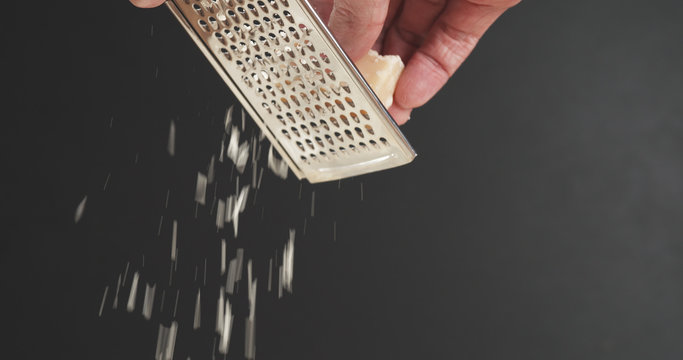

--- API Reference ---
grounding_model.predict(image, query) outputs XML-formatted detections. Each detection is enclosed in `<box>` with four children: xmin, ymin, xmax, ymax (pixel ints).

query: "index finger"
<box><xmin>390</xmin><ymin>0</ymin><xmax>520</xmax><ymax>124</ymax></box>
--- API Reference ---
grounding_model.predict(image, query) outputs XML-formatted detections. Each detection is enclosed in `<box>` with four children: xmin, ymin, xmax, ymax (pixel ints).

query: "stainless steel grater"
<box><xmin>166</xmin><ymin>0</ymin><xmax>416</xmax><ymax>183</ymax></box>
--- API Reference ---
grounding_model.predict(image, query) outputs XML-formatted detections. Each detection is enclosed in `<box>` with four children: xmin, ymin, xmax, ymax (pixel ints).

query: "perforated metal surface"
<box><xmin>167</xmin><ymin>0</ymin><xmax>416</xmax><ymax>183</ymax></box>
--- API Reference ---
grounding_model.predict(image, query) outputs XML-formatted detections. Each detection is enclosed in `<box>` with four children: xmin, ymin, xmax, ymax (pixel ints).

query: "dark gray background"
<box><xmin>3</xmin><ymin>0</ymin><xmax>683</xmax><ymax>359</ymax></box>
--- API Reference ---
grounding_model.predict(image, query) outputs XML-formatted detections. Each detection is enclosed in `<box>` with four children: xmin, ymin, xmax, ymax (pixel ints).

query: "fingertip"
<box><xmin>389</xmin><ymin>104</ymin><xmax>411</xmax><ymax>125</ymax></box>
<box><xmin>130</xmin><ymin>0</ymin><xmax>165</xmax><ymax>8</ymax></box>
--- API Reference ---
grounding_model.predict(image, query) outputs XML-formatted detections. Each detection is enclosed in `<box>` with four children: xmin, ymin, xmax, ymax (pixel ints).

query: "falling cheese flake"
<box><xmin>220</xmin><ymin>239</ymin><xmax>227</xmax><ymax>275</ymax></box>
<box><xmin>195</xmin><ymin>172</ymin><xmax>208</xmax><ymax>205</ymax></box>
<box><xmin>224</xmin><ymin>105</ymin><xmax>234</xmax><ymax>132</ymax></box>
<box><xmin>216</xmin><ymin>199</ymin><xmax>225</xmax><ymax>230</ymax></box>
<box><xmin>282</xmin><ymin>229</ymin><xmax>295</xmax><ymax>294</ymax></box>
<box><xmin>267</xmin><ymin>145</ymin><xmax>288</xmax><ymax>179</ymax></box>
<box><xmin>171</xmin><ymin>220</ymin><xmax>178</xmax><ymax>261</ymax></box>
<box><xmin>226</xmin><ymin>126</ymin><xmax>240</xmax><ymax>164</ymax></box>
<box><xmin>193</xmin><ymin>289</ymin><xmax>201</xmax><ymax>330</ymax></box>
<box><xmin>218</xmin><ymin>298</ymin><xmax>234</xmax><ymax>355</ymax></box>
<box><xmin>155</xmin><ymin>321</ymin><xmax>179</xmax><ymax>360</ymax></box>
<box><xmin>98</xmin><ymin>286</ymin><xmax>109</xmax><ymax>317</ymax></box>
<box><xmin>142</xmin><ymin>283</ymin><xmax>156</xmax><ymax>320</ymax></box>
<box><xmin>167</xmin><ymin>120</ymin><xmax>176</xmax><ymax>157</ymax></box>
<box><xmin>235</xmin><ymin>142</ymin><xmax>250</xmax><ymax>173</ymax></box>
<box><xmin>126</xmin><ymin>272</ymin><xmax>140</xmax><ymax>313</ymax></box>
<box><xmin>216</xmin><ymin>287</ymin><xmax>225</xmax><ymax>334</ymax></box>
<box><xmin>74</xmin><ymin>196</ymin><xmax>87</xmax><ymax>224</ymax></box>
<box><xmin>207</xmin><ymin>155</ymin><xmax>216</xmax><ymax>184</ymax></box>
<box><xmin>112</xmin><ymin>274</ymin><xmax>121</xmax><ymax>310</ymax></box>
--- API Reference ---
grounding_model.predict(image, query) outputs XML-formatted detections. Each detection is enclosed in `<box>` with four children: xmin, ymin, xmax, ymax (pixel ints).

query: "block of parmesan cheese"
<box><xmin>355</xmin><ymin>50</ymin><xmax>405</xmax><ymax>108</ymax></box>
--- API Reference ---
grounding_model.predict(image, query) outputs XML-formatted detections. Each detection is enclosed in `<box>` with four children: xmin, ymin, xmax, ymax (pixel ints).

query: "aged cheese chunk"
<box><xmin>355</xmin><ymin>50</ymin><xmax>405</xmax><ymax>108</ymax></box>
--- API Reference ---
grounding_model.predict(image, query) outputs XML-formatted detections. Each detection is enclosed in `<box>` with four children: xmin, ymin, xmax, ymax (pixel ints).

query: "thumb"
<box><xmin>327</xmin><ymin>0</ymin><xmax>390</xmax><ymax>61</ymax></box>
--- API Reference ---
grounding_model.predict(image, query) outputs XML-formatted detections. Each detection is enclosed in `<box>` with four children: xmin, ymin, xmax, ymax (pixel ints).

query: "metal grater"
<box><xmin>167</xmin><ymin>0</ymin><xmax>416</xmax><ymax>183</ymax></box>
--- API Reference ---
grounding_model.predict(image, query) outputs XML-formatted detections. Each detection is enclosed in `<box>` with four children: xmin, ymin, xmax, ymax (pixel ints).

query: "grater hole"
<box><xmin>193</xmin><ymin>3</ymin><xmax>204</xmax><ymax>15</ymax></box>
<box><xmin>369</xmin><ymin>139</ymin><xmax>379</xmax><ymax>148</ymax></box>
<box><xmin>280</xmin><ymin>0</ymin><xmax>290</xmax><ymax>7</ymax></box>
<box><xmin>227</xmin><ymin>9</ymin><xmax>238</xmax><ymax>21</ymax></box>
<box><xmin>324</xmin><ymin>102</ymin><xmax>335</xmax><ymax>113</ymax></box>
<box><xmin>354</xmin><ymin>127</ymin><xmax>364</xmax><ymax>138</ymax></box>
<box><xmin>319</xmin><ymin>151</ymin><xmax>327</xmax><ymax>158</ymax></box>
<box><xmin>359</xmin><ymin>142</ymin><xmax>368</xmax><ymax>150</ymax></box>
<box><xmin>350</xmin><ymin>112</ymin><xmax>360</xmax><ymax>123</ymax></box>
<box><xmin>268</xmin><ymin>0</ymin><xmax>278</xmax><ymax>10</ymax></box>
<box><xmin>305</xmin><ymin>139</ymin><xmax>314</xmax><ymax>149</ymax></box>
<box><xmin>305</xmin><ymin>107</ymin><xmax>315</xmax><ymax>119</ymax></box>
<box><xmin>360</xmin><ymin>109</ymin><xmax>370</xmax><ymax>120</ymax></box>
<box><xmin>320</xmin><ymin>87</ymin><xmax>331</xmax><ymax>99</ymax></box>
<box><xmin>345</xmin><ymin>97</ymin><xmax>355</xmax><ymax>107</ymax></box>
<box><xmin>319</xmin><ymin>52</ymin><xmax>330</xmax><ymax>63</ymax></box>
<box><xmin>339</xmin><ymin>115</ymin><xmax>349</xmax><ymax>126</ymax></box>
<box><xmin>208</xmin><ymin>16</ymin><xmax>218</xmax><ymax>29</ymax></box>
<box><xmin>299</xmin><ymin>23</ymin><xmax>311</xmax><ymax>36</ymax></box>
<box><xmin>300</xmin><ymin>124</ymin><xmax>310</xmax><ymax>135</ymax></box>
<box><xmin>273</xmin><ymin>13</ymin><xmax>283</xmax><ymax>26</ymax></box>
<box><xmin>276</xmin><ymin>114</ymin><xmax>285</xmax><ymax>124</ymax></box>
<box><xmin>257</xmin><ymin>1</ymin><xmax>268</xmax><ymax>12</ymax></box>
<box><xmin>330</xmin><ymin>84</ymin><xmax>341</xmax><ymax>96</ymax></box>
<box><xmin>310</xmin><ymin>56</ymin><xmax>320</xmax><ymax>68</ymax></box>
<box><xmin>364</xmin><ymin>125</ymin><xmax>375</xmax><ymax>135</ymax></box>
<box><xmin>310</xmin><ymin>90</ymin><xmax>320</xmax><ymax>101</ymax></box>
<box><xmin>340</xmin><ymin>81</ymin><xmax>351</xmax><ymax>93</ymax></box>
<box><xmin>335</xmin><ymin>99</ymin><xmax>345</xmax><ymax>111</ymax></box>
<box><xmin>262</xmin><ymin>102</ymin><xmax>271</xmax><ymax>113</ymax></box>
<box><xmin>280</xmin><ymin>97</ymin><xmax>290</xmax><ymax>108</ymax></box>
<box><xmin>330</xmin><ymin>117</ymin><xmax>340</xmax><ymax>127</ymax></box>
<box><xmin>237</xmin><ymin>7</ymin><xmax>249</xmax><ymax>20</ymax></box>
<box><xmin>295</xmin><ymin>109</ymin><xmax>305</xmax><ymax>121</ymax></box>
<box><xmin>315</xmin><ymin>104</ymin><xmax>325</xmax><ymax>115</ymax></box>
<box><xmin>304</xmin><ymin>40</ymin><xmax>314</xmax><ymax>51</ymax></box>
<box><xmin>349</xmin><ymin>144</ymin><xmax>357</xmax><ymax>152</ymax></box>
<box><xmin>334</xmin><ymin>132</ymin><xmax>344</xmax><ymax>142</ymax></box>
<box><xmin>344</xmin><ymin>129</ymin><xmax>354</xmax><ymax>140</ymax></box>
<box><xmin>223</xmin><ymin>29</ymin><xmax>235</xmax><ymax>41</ymax></box>
<box><xmin>325</xmin><ymin>68</ymin><xmax>336</xmax><ymax>81</ymax></box>
<box><xmin>271</xmin><ymin>99</ymin><xmax>281</xmax><ymax>111</ymax></box>
<box><xmin>310</xmin><ymin>153</ymin><xmax>317</xmax><ymax>161</ymax></box>
<box><xmin>324</xmin><ymin>134</ymin><xmax>334</xmax><ymax>145</ymax></box>
<box><xmin>290</xmin><ymin>126</ymin><xmax>300</xmax><ymax>137</ymax></box>
<box><xmin>320</xmin><ymin>120</ymin><xmax>330</xmax><ymax>130</ymax></box>
<box><xmin>380</xmin><ymin>137</ymin><xmax>389</xmax><ymax>146</ymax></box>
<box><xmin>281</xmin><ymin>129</ymin><xmax>290</xmax><ymax>139</ymax></box>
<box><xmin>296</xmin><ymin>141</ymin><xmax>304</xmax><ymax>151</ymax></box>
<box><xmin>247</xmin><ymin>3</ymin><xmax>258</xmax><ymax>16</ymax></box>
<box><xmin>220</xmin><ymin>47</ymin><xmax>232</xmax><ymax>60</ymax></box>
<box><xmin>310</xmin><ymin>122</ymin><xmax>319</xmax><ymax>132</ymax></box>
<box><xmin>286</xmin><ymin>112</ymin><xmax>295</xmax><ymax>123</ymax></box>
<box><xmin>284</xmin><ymin>11</ymin><xmax>295</xmax><ymax>24</ymax></box>
<box><xmin>198</xmin><ymin>19</ymin><xmax>209</xmax><ymax>31</ymax></box>
<box><xmin>290</xmin><ymin>94</ymin><xmax>300</xmax><ymax>106</ymax></box>
<box><xmin>338</xmin><ymin>146</ymin><xmax>346</xmax><ymax>154</ymax></box>
<box><xmin>315</xmin><ymin>137</ymin><xmax>324</xmax><ymax>147</ymax></box>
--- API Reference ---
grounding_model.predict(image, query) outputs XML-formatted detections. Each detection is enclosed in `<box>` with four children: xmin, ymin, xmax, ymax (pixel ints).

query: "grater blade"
<box><xmin>166</xmin><ymin>0</ymin><xmax>416</xmax><ymax>183</ymax></box>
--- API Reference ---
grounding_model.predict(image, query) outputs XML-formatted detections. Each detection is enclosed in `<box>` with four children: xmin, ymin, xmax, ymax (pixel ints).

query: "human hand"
<box><xmin>130</xmin><ymin>0</ymin><xmax>519</xmax><ymax>124</ymax></box>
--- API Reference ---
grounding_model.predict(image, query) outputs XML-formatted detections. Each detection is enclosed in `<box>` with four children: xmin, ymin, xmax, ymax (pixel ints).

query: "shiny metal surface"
<box><xmin>166</xmin><ymin>0</ymin><xmax>416</xmax><ymax>183</ymax></box>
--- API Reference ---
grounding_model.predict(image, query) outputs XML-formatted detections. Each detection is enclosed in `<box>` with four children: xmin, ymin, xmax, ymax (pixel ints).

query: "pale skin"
<box><xmin>131</xmin><ymin>0</ymin><xmax>519</xmax><ymax>124</ymax></box>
